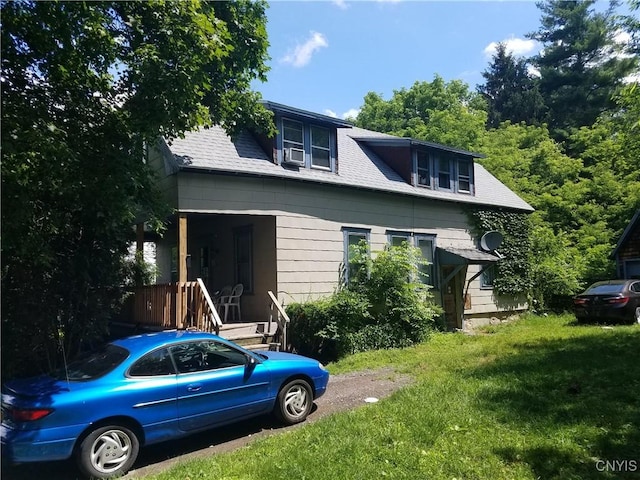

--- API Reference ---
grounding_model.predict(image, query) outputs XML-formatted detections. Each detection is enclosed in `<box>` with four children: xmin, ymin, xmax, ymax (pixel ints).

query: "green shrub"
<box><xmin>287</xmin><ymin>289</ymin><xmax>372</xmax><ymax>363</ymax></box>
<box><xmin>343</xmin><ymin>323</ymin><xmax>413</xmax><ymax>354</ymax></box>
<box><xmin>364</xmin><ymin>243</ymin><xmax>440</xmax><ymax>344</ymax></box>
<box><xmin>286</xmin><ymin>297</ymin><xmax>331</xmax><ymax>360</ymax></box>
<box><xmin>286</xmin><ymin>242</ymin><xmax>441</xmax><ymax>362</ymax></box>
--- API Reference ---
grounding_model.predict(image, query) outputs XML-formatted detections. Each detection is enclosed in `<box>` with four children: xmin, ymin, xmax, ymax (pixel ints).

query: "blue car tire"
<box><xmin>275</xmin><ymin>379</ymin><xmax>313</xmax><ymax>425</ymax></box>
<box><xmin>77</xmin><ymin>425</ymin><xmax>140</xmax><ymax>479</ymax></box>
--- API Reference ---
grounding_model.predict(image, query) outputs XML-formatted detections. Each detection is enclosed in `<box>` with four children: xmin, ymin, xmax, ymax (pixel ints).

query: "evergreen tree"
<box><xmin>478</xmin><ymin>43</ymin><xmax>547</xmax><ymax>128</ymax></box>
<box><xmin>528</xmin><ymin>0</ymin><xmax>638</xmax><ymax>140</ymax></box>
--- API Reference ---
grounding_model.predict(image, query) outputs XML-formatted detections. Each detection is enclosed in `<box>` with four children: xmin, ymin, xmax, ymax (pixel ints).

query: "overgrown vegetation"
<box><xmin>1</xmin><ymin>1</ymin><xmax>274</xmax><ymax>378</ymax></box>
<box><xmin>467</xmin><ymin>208</ymin><xmax>532</xmax><ymax>297</ymax></box>
<box><xmin>287</xmin><ymin>242</ymin><xmax>441</xmax><ymax>363</ymax></box>
<box><xmin>140</xmin><ymin>315</ymin><xmax>640</xmax><ymax>480</ymax></box>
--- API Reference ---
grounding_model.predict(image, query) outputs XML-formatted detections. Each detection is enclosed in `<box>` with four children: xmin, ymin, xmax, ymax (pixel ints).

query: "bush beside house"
<box><xmin>287</xmin><ymin>243</ymin><xmax>442</xmax><ymax>362</ymax></box>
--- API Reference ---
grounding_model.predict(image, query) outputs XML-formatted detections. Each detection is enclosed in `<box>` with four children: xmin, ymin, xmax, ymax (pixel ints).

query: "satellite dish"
<box><xmin>480</xmin><ymin>231</ymin><xmax>503</xmax><ymax>252</ymax></box>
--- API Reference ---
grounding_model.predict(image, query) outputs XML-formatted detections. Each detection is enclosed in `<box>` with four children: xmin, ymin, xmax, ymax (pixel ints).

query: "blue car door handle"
<box><xmin>187</xmin><ymin>384</ymin><xmax>202</xmax><ymax>392</ymax></box>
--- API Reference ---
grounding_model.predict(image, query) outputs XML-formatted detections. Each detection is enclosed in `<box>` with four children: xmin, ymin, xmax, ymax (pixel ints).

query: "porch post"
<box><xmin>177</xmin><ymin>213</ymin><xmax>188</xmax><ymax>328</ymax></box>
<box><xmin>178</xmin><ymin>213</ymin><xmax>188</xmax><ymax>284</ymax></box>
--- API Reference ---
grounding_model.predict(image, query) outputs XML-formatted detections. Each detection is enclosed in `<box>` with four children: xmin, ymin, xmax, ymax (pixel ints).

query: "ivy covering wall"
<box><xmin>466</xmin><ymin>208</ymin><xmax>532</xmax><ymax>297</ymax></box>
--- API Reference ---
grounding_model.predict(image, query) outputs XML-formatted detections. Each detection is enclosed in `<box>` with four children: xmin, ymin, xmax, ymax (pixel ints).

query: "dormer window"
<box><xmin>458</xmin><ymin>161</ymin><xmax>472</xmax><ymax>193</ymax></box>
<box><xmin>310</xmin><ymin>125</ymin><xmax>330</xmax><ymax>169</ymax></box>
<box><xmin>261</xmin><ymin>101</ymin><xmax>351</xmax><ymax>174</ymax></box>
<box><xmin>417</xmin><ymin>151</ymin><xmax>431</xmax><ymax>187</ymax></box>
<box><xmin>437</xmin><ymin>156</ymin><xmax>452</xmax><ymax>190</ymax></box>
<box><xmin>282</xmin><ymin>119</ymin><xmax>305</xmax><ymax>164</ymax></box>
<box><xmin>279</xmin><ymin>116</ymin><xmax>337</xmax><ymax>172</ymax></box>
<box><xmin>414</xmin><ymin>150</ymin><xmax>475</xmax><ymax>195</ymax></box>
<box><xmin>283</xmin><ymin>119</ymin><xmax>304</xmax><ymax>150</ymax></box>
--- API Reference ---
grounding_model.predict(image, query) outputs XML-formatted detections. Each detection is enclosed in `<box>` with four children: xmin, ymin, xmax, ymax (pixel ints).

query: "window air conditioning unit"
<box><xmin>284</xmin><ymin>147</ymin><xmax>305</xmax><ymax>165</ymax></box>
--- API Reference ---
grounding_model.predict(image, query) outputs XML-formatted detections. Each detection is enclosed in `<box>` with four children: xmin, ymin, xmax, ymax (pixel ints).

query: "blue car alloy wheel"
<box><xmin>78</xmin><ymin>425</ymin><xmax>140</xmax><ymax>478</ymax></box>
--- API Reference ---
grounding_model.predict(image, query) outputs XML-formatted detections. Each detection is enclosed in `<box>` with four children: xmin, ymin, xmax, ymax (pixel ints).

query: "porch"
<box><xmin>120</xmin><ymin>278</ymin><xmax>289</xmax><ymax>351</ymax></box>
<box><xmin>123</xmin><ymin>212</ymin><xmax>292</xmax><ymax>349</ymax></box>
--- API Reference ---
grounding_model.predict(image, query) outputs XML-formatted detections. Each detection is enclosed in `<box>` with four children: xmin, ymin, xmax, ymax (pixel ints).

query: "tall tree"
<box><xmin>528</xmin><ymin>0</ymin><xmax>638</xmax><ymax>140</ymax></box>
<box><xmin>1</xmin><ymin>0</ymin><xmax>274</xmax><ymax>378</ymax></box>
<box><xmin>478</xmin><ymin>43</ymin><xmax>547</xmax><ymax>128</ymax></box>
<box><xmin>355</xmin><ymin>76</ymin><xmax>487</xmax><ymax>150</ymax></box>
<box><xmin>621</xmin><ymin>0</ymin><xmax>640</xmax><ymax>56</ymax></box>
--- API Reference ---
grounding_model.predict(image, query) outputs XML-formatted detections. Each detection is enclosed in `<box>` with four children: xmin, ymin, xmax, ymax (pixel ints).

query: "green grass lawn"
<box><xmin>142</xmin><ymin>314</ymin><xmax>640</xmax><ymax>480</ymax></box>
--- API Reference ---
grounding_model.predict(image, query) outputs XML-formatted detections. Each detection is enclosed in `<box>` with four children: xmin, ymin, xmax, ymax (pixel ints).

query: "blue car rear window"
<box><xmin>584</xmin><ymin>284</ymin><xmax>625</xmax><ymax>295</ymax></box>
<box><xmin>52</xmin><ymin>345</ymin><xmax>129</xmax><ymax>381</ymax></box>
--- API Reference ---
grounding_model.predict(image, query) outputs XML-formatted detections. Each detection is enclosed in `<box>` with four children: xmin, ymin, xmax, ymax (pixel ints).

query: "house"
<box><xmin>611</xmin><ymin>209</ymin><xmax>640</xmax><ymax>279</ymax></box>
<box><xmin>139</xmin><ymin>101</ymin><xmax>533</xmax><ymax>333</ymax></box>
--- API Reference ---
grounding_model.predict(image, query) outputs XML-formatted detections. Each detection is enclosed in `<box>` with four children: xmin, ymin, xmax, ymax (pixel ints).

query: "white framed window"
<box><xmin>282</xmin><ymin>118</ymin><xmax>304</xmax><ymax>150</ymax></box>
<box><xmin>414</xmin><ymin>150</ymin><xmax>474</xmax><ymax>194</ymax></box>
<box><xmin>385</xmin><ymin>231</ymin><xmax>437</xmax><ymax>287</ymax></box>
<box><xmin>280</xmin><ymin>117</ymin><xmax>337</xmax><ymax>171</ymax></box>
<box><xmin>282</xmin><ymin>118</ymin><xmax>305</xmax><ymax>165</ymax></box>
<box><xmin>481</xmin><ymin>265</ymin><xmax>496</xmax><ymax>288</ymax></box>
<box><xmin>457</xmin><ymin>160</ymin><xmax>472</xmax><ymax>193</ymax></box>
<box><xmin>310</xmin><ymin>125</ymin><xmax>331</xmax><ymax>169</ymax></box>
<box><xmin>388</xmin><ymin>231</ymin><xmax>411</xmax><ymax>247</ymax></box>
<box><xmin>343</xmin><ymin>227</ymin><xmax>370</xmax><ymax>284</ymax></box>
<box><xmin>437</xmin><ymin>156</ymin><xmax>452</xmax><ymax>190</ymax></box>
<box><xmin>416</xmin><ymin>151</ymin><xmax>431</xmax><ymax>187</ymax></box>
<box><xmin>415</xmin><ymin>235</ymin><xmax>436</xmax><ymax>287</ymax></box>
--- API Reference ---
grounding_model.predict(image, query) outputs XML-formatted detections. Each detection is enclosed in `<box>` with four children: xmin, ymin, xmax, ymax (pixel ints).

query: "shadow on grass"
<box><xmin>470</xmin><ymin>328</ymin><xmax>640</xmax><ymax>480</ymax></box>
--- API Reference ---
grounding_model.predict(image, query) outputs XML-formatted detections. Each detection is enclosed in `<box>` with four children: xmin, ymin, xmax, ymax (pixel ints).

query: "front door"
<box><xmin>441</xmin><ymin>266</ymin><xmax>464</xmax><ymax>330</ymax></box>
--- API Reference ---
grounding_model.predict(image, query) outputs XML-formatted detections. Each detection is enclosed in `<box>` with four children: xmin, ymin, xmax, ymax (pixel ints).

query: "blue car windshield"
<box><xmin>52</xmin><ymin>345</ymin><xmax>129</xmax><ymax>381</ymax></box>
<box><xmin>585</xmin><ymin>284</ymin><xmax>625</xmax><ymax>295</ymax></box>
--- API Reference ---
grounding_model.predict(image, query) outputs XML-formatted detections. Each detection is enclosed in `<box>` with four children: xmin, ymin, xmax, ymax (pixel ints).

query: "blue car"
<box><xmin>1</xmin><ymin>330</ymin><xmax>329</xmax><ymax>478</ymax></box>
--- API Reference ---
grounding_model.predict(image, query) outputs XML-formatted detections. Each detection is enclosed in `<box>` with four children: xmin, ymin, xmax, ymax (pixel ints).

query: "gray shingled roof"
<box><xmin>164</xmin><ymin>124</ymin><xmax>533</xmax><ymax>212</ymax></box>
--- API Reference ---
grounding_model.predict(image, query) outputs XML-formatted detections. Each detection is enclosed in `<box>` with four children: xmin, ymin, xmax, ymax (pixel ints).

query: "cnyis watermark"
<box><xmin>595</xmin><ymin>459</ymin><xmax>638</xmax><ymax>473</ymax></box>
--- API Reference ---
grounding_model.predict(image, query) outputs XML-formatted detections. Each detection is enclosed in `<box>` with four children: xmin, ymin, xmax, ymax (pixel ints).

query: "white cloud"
<box><xmin>324</xmin><ymin>108</ymin><xmax>360</xmax><ymax>119</ymax></box>
<box><xmin>624</xmin><ymin>72</ymin><xmax>640</xmax><ymax>84</ymax></box>
<box><xmin>342</xmin><ymin>108</ymin><xmax>360</xmax><ymax>119</ymax></box>
<box><xmin>281</xmin><ymin>31</ymin><xmax>328</xmax><ymax>68</ymax></box>
<box><xmin>484</xmin><ymin>37</ymin><xmax>539</xmax><ymax>58</ymax></box>
<box><xmin>610</xmin><ymin>29</ymin><xmax>636</xmax><ymax>61</ymax></box>
<box><xmin>333</xmin><ymin>0</ymin><xmax>349</xmax><ymax>9</ymax></box>
<box><xmin>527</xmin><ymin>64</ymin><xmax>541</xmax><ymax>78</ymax></box>
<box><xmin>614</xmin><ymin>30</ymin><xmax>631</xmax><ymax>45</ymax></box>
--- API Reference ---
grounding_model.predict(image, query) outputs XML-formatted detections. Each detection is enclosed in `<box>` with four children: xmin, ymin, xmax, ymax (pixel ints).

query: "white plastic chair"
<box><xmin>219</xmin><ymin>283</ymin><xmax>243</xmax><ymax>323</ymax></box>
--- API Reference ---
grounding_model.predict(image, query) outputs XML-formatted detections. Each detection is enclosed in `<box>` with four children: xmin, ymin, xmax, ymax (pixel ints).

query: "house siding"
<box><xmin>616</xmin><ymin>223</ymin><xmax>640</xmax><ymax>279</ymax></box>
<box><xmin>175</xmin><ymin>172</ymin><xmax>524</xmax><ymax>318</ymax></box>
<box><xmin>148</xmin><ymin>141</ymin><xmax>178</xmax><ymax>207</ymax></box>
<box><xmin>619</xmin><ymin>228</ymin><xmax>640</xmax><ymax>260</ymax></box>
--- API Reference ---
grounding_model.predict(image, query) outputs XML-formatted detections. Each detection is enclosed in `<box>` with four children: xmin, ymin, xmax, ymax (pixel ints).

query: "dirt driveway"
<box><xmin>3</xmin><ymin>368</ymin><xmax>413</xmax><ymax>480</ymax></box>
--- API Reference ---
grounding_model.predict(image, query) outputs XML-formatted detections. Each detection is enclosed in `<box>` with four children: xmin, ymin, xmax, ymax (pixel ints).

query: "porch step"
<box><xmin>223</xmin><ymin>332</ymin><xmax>266</xmax><ymax>346</ymax></box>
<box><xmin>219</xmin><ymin>322</ymin><xmax>276</xmax><ymax>337</ymax></box>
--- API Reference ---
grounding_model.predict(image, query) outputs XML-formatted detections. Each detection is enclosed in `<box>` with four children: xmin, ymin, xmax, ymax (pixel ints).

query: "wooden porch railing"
<box><xmin>129</xmin><ymin>278</ymin><xmax>222</xmax><ymax>334</ymax></box>
<box><xmin>268</xmin><ymin>291</ymin><xmax>291</xmax><ymax>351</ymax></box>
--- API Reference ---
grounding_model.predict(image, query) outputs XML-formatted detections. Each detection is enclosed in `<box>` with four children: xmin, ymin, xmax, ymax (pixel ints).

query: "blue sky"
<box><xmin>252</xmin><ymin>0</ymin><xmax>631</xmax><ymax>120</ymax></box>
